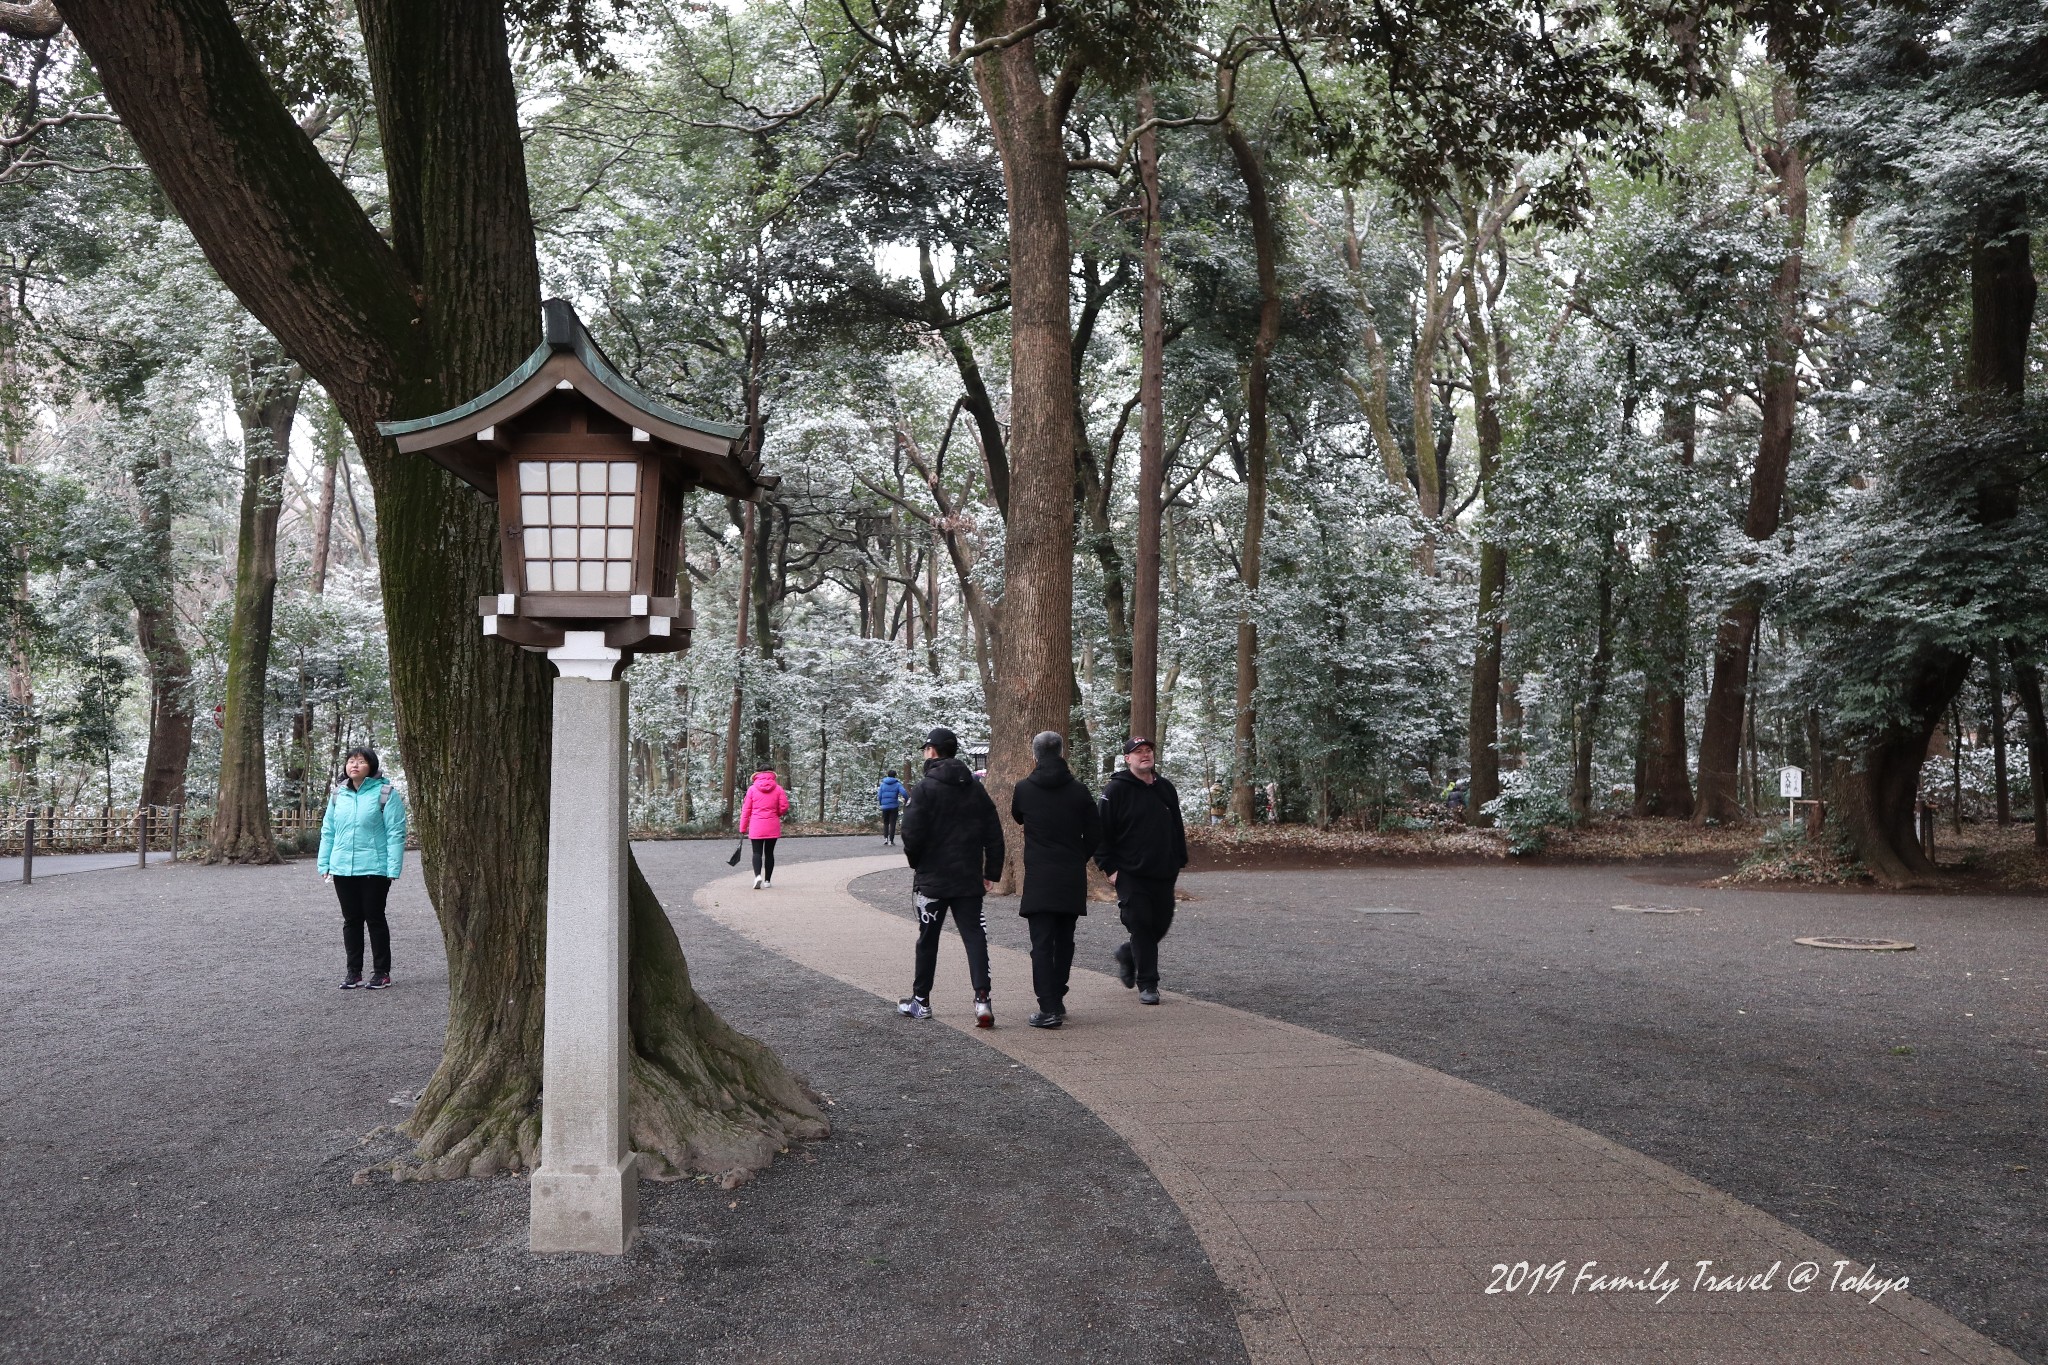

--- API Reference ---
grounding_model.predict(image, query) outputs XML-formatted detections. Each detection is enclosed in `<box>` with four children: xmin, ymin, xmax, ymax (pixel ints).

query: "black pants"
<box><xmin>881</xmin><ymin>808</ymin><xmax>899</xmax><ymax>841</ymax></box>
<box><xmin>751</xmin><ymin>837</ymin><xmax>778</xmax><ymax>880</ymax></box>
<box><xmin>334</xmin><ymin>874</ymin><xmax>392</xmax><ymax>976</ymax></box>
<box><xmin>911</xmin><ymin>893</ymin><xmax>991</xmax><ymax>1001</ymax></box>
<box><xmin>1026</xmin><ymin>913</ymin><xmax>1079</xmax><ymax>1015</ymax></box>
<box><xmin>1117</xmin><ymin>873</ymin><xmax>1177</xmax><ymax>988</ymax></box>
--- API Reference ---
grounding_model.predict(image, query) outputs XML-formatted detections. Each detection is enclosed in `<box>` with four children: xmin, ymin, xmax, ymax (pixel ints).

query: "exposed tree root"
<box><xmin>385</xmin><ymin>854</ymin><xmax>826</xmax><ymax>1184</ymax></box>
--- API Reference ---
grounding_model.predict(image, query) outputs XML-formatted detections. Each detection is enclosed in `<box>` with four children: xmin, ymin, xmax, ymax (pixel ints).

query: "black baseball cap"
<box><xmin>1122</xmin><ymin>736</ymin><xmax>1155</xmax><ymax>754</ymax></box>
<box><xmin>924</xmin><ymin>727</ymin><xmax>959</xmax><ymax>756</ymax></box>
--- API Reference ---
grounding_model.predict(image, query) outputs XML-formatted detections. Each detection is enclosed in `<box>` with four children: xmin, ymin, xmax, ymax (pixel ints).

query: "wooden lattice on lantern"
<box><xmin>377</xmin><ymin>299</ymin><xmax>773</xmax><ymax>654</ymax></box>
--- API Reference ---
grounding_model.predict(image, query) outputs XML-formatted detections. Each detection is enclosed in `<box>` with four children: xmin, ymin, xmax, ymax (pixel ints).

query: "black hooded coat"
<box><xmin>901</xmin><ymin>755</ymin><xmax>1005</xmax><ymax>898</ymax></box>
<box><xmin>1008</xmin><ymin>755</ymin><xmax>1102</xmax><ymax>915</ymax></box>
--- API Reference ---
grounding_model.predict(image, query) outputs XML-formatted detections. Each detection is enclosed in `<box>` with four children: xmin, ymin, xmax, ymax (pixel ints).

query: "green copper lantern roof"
<box><xmin>377</xmin><ymin>298</ymin><xmax>744</xmax><ymax>443</ymax></box>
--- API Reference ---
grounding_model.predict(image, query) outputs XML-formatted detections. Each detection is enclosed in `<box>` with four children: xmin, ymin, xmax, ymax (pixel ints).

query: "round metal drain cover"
<box><xmin>1611</xmin><ymin>904</ymin><xmax>1703</xmax><ymax>914</ymax></box>
<box><xmin>1795</xmin><ymin>936</ymin><xmax>1916</xmax><ymax>952</ymax></box>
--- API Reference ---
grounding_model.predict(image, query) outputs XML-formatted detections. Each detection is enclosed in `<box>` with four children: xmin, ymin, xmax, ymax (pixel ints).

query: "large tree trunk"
<box><xmin>208</xmin><ymin>342</ymin><xmax>300</xmax><ymax>864</ymax></box>
<box><xmin>1570</xmin><ymin>525</ymin><xmax>1618</xmax><ymax>821</ymax></box>
<box><xmin>1636</xmin><ymin>403</ymin><xmax>1696</xmax><ymax>817</ymax></box>
<box><xmin>971</xmin><ymin>6</ymin><xmax>1077</xmax><ymax>888</ymax></box>
<box><xmin>1129</xmin><ymin>86</ymin><xmax>1166</xmax><ymax>747</ymax></box>
<box><xmin>1836</xmin><ymin>214</ymin><xmax>2037</xmax><ymax>882</ymax></box>
<box><xmin>307</xmin><ymin>398</ymin><xmax>343</xmax><ymax>593</ymax></box>
<box><xmin>721</xmin><ymin>498</ymin><xmax>756</xmax><ymax>827</ymax></box>
<box><xmin>2011</xmin><ymin>647</ymin><xmax>2048</xmax><ymax>848</ymax></box>
<box><xmin>1460</xmin><ymin>194</ymin><xmax>1507</xmax><ymax>825</ymax></box>
<box><xmin>1987</xmin><ymin>644</ymin><xmax>2010</xmax><ymax>825</ymax></box>
<box><xmin>1696</xmin><ymin>78</ymin><xmax>1806</xmax><ymax>823</ymax></box>
<box><xmin>1411</xmin><ymin>202</ymin><xmax>1444</xmax><ymax>525</ymax></box>
<box><xmin>63</xmin><ymin>0</ymin><xmax>822</xmax><ymax>1180</ymax></box>
<box><xmin>131</xmin><ymin>442</ymin><xmax>195</xmax><ymax>808</ymax></box>
<box><xmin>1223</xmin><ymin>114</ymin><xmax>1279</xmax><ymax>825</ymax></box>
<box><xmin>1073</xmin><ymin>255</ymin><xmax>1133</xmax><ymax>740</ymax></box>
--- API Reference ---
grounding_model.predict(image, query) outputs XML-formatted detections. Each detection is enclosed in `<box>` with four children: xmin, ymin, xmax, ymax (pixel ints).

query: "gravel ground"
<box><xmin>852</xmin><ymin>859</ymin><xmax>2048</xmax><ymax>1365</ymax></box>
<box><xmin>0</xmin><ymin>836</ymin><xmax>1244</xmax><ymax>1365</ymax></box>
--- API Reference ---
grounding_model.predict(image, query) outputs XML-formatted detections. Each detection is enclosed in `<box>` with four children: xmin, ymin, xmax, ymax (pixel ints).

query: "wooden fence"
<box><xmin>1</xmin><ymin>806</ymin><xmax>324</xmax><ymax>858</ymax></box>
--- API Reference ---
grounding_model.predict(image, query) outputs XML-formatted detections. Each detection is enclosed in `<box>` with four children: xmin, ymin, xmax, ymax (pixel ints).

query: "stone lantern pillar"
<box><xmin>379</xmin><ymin>301</ymin><xmax>775</xmax><ymax>1254</ymax></box>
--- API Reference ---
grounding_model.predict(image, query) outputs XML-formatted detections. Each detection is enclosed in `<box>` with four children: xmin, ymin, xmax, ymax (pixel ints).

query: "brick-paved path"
<box><xmin>696</xmin><ymin>855</ymin><xmax>2020</xmax><ymax>1365</ymax></box>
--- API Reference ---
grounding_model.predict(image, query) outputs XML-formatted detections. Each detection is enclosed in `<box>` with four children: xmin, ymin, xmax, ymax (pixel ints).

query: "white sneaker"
<box><xmin>752</xmin><ymin>873</ymin><xmax>763</xmax><ymax>889</ymax></box>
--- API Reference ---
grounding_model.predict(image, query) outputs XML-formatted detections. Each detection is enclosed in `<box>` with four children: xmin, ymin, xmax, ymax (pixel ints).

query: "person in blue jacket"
<box><xmin>317</xmin><ymin>746</ymin><xmax>408</xmax><ymax>990</ymax></box>
<box><xmin>877</xmin><ymin>769</ymin><xmax>907</xmax><ymax>845</ymax></box>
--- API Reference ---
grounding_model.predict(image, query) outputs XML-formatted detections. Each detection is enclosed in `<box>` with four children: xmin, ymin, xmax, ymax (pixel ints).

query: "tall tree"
<box><xmin>1128</xmin><ymin>82</ymin><xmax>1166</xmax><ymax>746</ymax></box>
<box><xmin>49</xmin><ymin>0</ymin><xmax>823</xmax><ymax>1176</ymax></box>
<box><xmin>207</xmin><ymin>337</ymin><xmax>298</xmax><ymax>863</ymax></box>
<box><xmin>1806</xmin><ymin>0</ymin><xmax>2048</xmax><ymax>881</ymax></box>
<box><xmin>963</xmin><ymin>3</ymin><xmax>1082</xmax><ymax>869</ymax></box>
<box><xmin>129</xmin><ymin>433</ymin><xmax>194</xmax><ymax>807</ymax></box>
<box><xmin>1220</xmin><ymin>74</ymin><xmax>1280</xmax><ymax>824</ymax></box>
<box><xmin>1695</xmin><ymin>68</ymin><xmax>1806</xmax><ymax>823</ymax></box>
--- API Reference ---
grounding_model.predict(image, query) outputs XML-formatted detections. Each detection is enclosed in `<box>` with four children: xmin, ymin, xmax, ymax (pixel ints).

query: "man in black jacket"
<box><xmin>898</xmin><ymin>726</ymin><xmax>1005</xmax><ymax>1025</ymax></box>
<box><xmin>1008</xmin><ymin>730</ymin><xmax>1101</xmax><ymax>1029</ymax></box>
<box><xmin>1095</xmin><ymin>736</ymin><xmax>1188</xmax><ymax>1005</ymax></box>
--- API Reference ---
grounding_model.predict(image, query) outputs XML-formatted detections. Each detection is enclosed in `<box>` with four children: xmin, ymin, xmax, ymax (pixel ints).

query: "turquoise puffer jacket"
<box><xmin>317</xmin><ymin>776</ymin><xmax>408</xmax><ymax>879</ymax></box>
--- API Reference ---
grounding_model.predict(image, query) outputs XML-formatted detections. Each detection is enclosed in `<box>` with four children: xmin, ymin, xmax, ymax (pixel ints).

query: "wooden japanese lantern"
<box><xmin>378</xmin><ymin>299</ymin><xmax>773</xmax><ymax>654</ymax></box>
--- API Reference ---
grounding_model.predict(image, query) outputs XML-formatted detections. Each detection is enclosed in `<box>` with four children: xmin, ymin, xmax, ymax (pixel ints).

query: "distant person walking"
<box><xmin>1096</xmin><ymin>737</ymin><xmax>1188</xmax><ymax>1006</ymax></box>
<box><xmin>318</xmin><ymin>746</ymin><xmax>408</xmax><ymax>991</ymax></box>
<box><xmin>877</xmin><ymin>770</ymin><xmax>907</xmax><ymax>845</ymax></box>
<box><xmin>1009</xmin><ymin>731</ymin><xmax>1100</xmax><ymax>1029</ymax></box>
<box><xmin>739</xmin><ymin>769</ymin><xmax>791</xmax><ymax>889</ymax></box>
<box><xmin>898</xmin><ymin>726</ymin><xmax>1004</xmax><ymax>1026</ymax></box>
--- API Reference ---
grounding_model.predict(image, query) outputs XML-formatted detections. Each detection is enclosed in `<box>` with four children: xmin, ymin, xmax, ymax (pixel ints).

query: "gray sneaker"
<box><xmin>1026</xmin><ymin>1011</ymin><xmax>1062</xmax><ymax>1029</ymax></box>
<box><xmin>1114</xmin><ymin>942</ymin><xmax>1136</xmax><ymax>989</ymax></box>
<box><xmin>1137</xmin><ymin>986</ymin><xmax>1161</xmax><ymax>1005</ymax></box>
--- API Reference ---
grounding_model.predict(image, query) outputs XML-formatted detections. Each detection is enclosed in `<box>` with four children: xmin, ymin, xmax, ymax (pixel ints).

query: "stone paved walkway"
<box><xmin>695</xmin><ymin>855</ymin><xmax>2022</xmax><ymax>1365</ymax></box>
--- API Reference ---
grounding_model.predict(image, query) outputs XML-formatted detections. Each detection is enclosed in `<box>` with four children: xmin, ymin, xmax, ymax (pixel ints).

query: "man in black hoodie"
<box><xmin>898</xmin><ymin>726</ymin><xmax>1005</xmax><ymax>1025</ymax></box>
<box><xmin>1095</xmin><ymin>736</ymin><xmax>1188</xmax><ymax>1005</ymax></box>
<box><xmin>1008</xmin><ymin>730</ymin><xmax>1101</xmax><ymax>1028</ymax></box>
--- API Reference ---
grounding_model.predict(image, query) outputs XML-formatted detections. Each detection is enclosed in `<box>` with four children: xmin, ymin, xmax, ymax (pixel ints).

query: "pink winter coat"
<box><xmin>738</xmin><ymin>771</ymin><xmax>791</xmax><ymax>839</ymax></box>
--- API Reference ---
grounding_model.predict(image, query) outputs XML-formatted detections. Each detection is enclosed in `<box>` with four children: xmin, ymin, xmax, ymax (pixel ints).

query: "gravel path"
<box><xmin>851</xmin><ymin>860</ymin><xmax>2048</xmax><ymax>1364</ymax></box>
<box><xmin>0</xmin><ymin>836</ymin><xmax>1244</xmax><ymax>1365</ymax></box>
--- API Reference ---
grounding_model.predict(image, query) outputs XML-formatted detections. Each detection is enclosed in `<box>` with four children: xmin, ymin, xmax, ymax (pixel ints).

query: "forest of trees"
<box><xmin>1</xmin><ymin>0</ymin><xmax>2044</xmax><ymax>1174</ymax></box>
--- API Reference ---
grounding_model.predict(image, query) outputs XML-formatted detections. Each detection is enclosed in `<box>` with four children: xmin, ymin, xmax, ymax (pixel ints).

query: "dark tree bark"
<box><xmin>1570</xmin><ymin>523</ymin><xmax>1618</xmax><ymax>821</ymax></box>
<box><xmin>61</xmin><ymin>0</ymin><xmax>821</xmax><ymax>1179</ymax></box>
<box><xmin>970</xmin><ymin>4</ymin><xmax>1079</xmax><ymax>888</ymax></box>
<box><xmin>1987</xmin><ymin>645</ymin><xmax>2010</xmax><ymax>825</ymax></box>
<box><xmin>1635</xmin><ymin>403</ymin><xmax>1696</xmax><ymax>818</ymax></box>
<box><xmin>1072</xmin><ymin>253</ymin><xmax>1132</xmax><ymax>738</ymax></box>
<box><xmin>2011</xmin><ymin>647</ymin><xmax>2048</xmax><ymax>848</ymax></box>
<box><xmin>1460</xmin><ymin>194</ymin><xmax>1507</xmax><ymax>825</ymax></box>
<box><xmin>1223</xmin><ymin>109</ymin><xmax>1279</xmax><ymax>825</ymax></box>
<box><xmin>208</xmin><ymin>341</ymin><xmax>299</xmax><ymax>864</ymax></box>
<box><xmin>1836</xmin><ymin>215</ymin><xmax>2036</xmax><ymax>883</ymax></box>
<box><xmin>131</xmin><ymin>442</ymin><xmax>194</xmax><ymax>808</ymax></box>
<box><xmin>1129</xmin><ymin>85</ymin><xmax>1165</xmax><ymax>747</ymax></box>
<box><xmin>307</xmin><ymin>398</ymin><xmax>343</xmax><ymax>593</ymax></box>
<box><xmin>1697</xmin><ymin>76</ymin><xmax>1805</xmax><ymax>823</ymax></box>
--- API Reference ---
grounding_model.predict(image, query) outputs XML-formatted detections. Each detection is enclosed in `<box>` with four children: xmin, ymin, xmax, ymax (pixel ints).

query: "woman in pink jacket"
<box><xmin>738</xmin><ymin>769</ymin><xmax>792</xmax><ymax>888</ymax></box>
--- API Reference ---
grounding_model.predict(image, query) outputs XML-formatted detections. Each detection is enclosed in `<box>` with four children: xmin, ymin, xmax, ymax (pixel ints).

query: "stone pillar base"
<box><xmin>529</xmin><ymin>1157</ymin><xmax>639</xmax><ymax>1254</ymax></box>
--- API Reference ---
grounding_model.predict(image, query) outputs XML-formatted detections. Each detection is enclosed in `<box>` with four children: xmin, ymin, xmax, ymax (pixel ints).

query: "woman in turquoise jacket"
<box><xmin>317</xmin><ymin>746</ymin><xmax>408</xmax><ymax>990</ymax></box>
